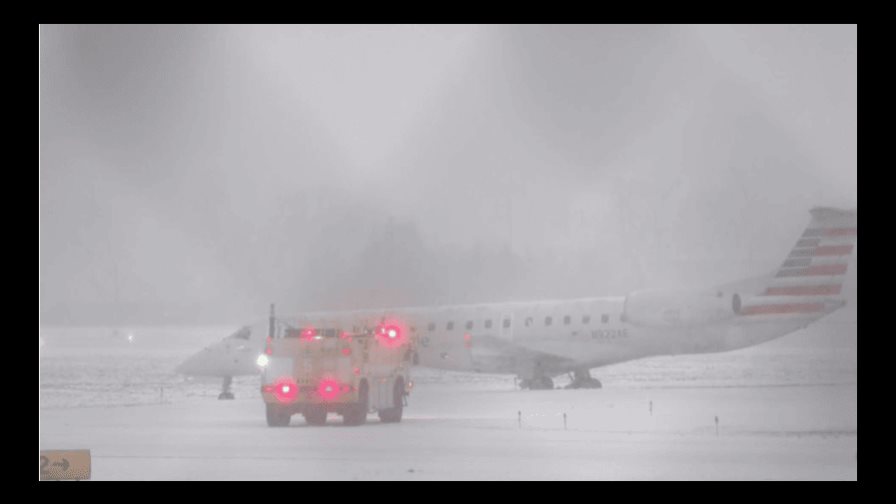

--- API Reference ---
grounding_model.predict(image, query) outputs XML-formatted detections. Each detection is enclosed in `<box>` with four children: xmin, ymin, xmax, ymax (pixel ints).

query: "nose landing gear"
<box><xmin>218</xmin><ymin>376</ymin><xmax>235</xmax><ymax>400</ymax></box>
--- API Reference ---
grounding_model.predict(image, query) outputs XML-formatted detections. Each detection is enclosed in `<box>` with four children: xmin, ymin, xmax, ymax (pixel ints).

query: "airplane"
<box><xmin>176</xmin><ymin>206</ymin><xmax>856</xmax><ymax>398</ymax></box>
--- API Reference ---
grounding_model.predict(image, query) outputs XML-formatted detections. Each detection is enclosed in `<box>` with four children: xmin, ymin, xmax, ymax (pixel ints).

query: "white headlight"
<box><xmin>256</xmin><ymin>353</ymin><xmax>270</xmax><ymax>367</ymax></box>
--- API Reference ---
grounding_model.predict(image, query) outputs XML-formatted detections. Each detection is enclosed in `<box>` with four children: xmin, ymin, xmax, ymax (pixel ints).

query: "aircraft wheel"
<box><xmin>533</xmin><ymin>376</ymin><xmax>554</xmax><ymax>390</ymax></box>
<box><xmin>520</xmin><ymin>376</ymin><xmax>554</xmax><ymax>390</ymax></box>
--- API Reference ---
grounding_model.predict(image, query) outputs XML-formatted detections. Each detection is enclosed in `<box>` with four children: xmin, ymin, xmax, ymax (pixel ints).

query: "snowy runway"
<box><xmin>39</xmin><ymin>381</ymin><xmax>857</xmax><ymax>480</ymax></box>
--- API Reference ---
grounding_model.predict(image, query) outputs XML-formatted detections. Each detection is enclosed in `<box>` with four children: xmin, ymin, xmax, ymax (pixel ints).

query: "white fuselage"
<box><xmin>276</xmin><ymin>293</ymin><xmax>828</xmax><ymax>380</ymax></box>
<box><xmin>176</xmin><ymin>289</ymin><xmax>841</xmax><ymax>382</ymax></box>
<box><xmin>176</xmin><ymin>207</ymin><xmax>854</xmax><ymax>384</ymax></box>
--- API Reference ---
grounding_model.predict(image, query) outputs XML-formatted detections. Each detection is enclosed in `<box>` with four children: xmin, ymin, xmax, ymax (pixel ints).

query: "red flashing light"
<box><xmin>341</xmin><ymin>347</ymin><xmax>352</xmax><ymax>356</ymax></box>
<box><xmin>270</xmin><ymin>376</ymin><xmax>298</xmax><ymax>403</ymax></box>
<box><xmin>317</xmin><ymin>378</ymin><xmax>342</xmax><ymax>402</ymax></box>
<box><xmin>301</xmin><ymin>326</ymin><xmax>316</xmax><ymax>342</ymax></box>
<box><xmin>375</xmin><ymin>324</ymin><xmax>405</xmax><ymax>348</ymax></box>
<box><xmin>340</xmin><ymin>331</ymin><xmax>352</xmax><ymax>340</ymax></box>
<box><xmin>353</xmin><ymin>367</ymin><xmax>361</xmax><ymax>375</ymax></box>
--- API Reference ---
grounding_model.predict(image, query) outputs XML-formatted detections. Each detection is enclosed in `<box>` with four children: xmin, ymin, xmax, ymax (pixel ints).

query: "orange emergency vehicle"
<box><xmin>259</xmin><ymin>309</ymin><xmax>414</xmax><ymax>427</ymax></box>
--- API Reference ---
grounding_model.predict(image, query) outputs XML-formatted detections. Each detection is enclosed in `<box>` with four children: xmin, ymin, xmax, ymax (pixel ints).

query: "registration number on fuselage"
<box><xmin>591</xmin><ymin>328</ymin><xmax>628</xmax><ymax>340</ymax></box>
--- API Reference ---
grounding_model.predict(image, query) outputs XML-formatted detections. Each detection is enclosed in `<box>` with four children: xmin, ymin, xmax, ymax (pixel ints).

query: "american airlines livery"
<box><xmin>177</xmin><ymin>207</ymin><xmax>856</xmax><ymax>397</ymax></box>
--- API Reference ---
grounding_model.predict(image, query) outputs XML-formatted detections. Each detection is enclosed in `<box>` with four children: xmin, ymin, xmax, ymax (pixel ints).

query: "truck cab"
<box><xmin>259</xmin><ymin>318</ymin><xmax>414</xmax><ymax>427</ymax></box>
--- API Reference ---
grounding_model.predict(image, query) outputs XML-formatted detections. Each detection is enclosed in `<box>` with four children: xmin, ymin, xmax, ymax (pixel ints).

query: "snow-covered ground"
<box><xmin>38</xmin><ymin>326</ymin><xmax>857</xmax><ymax>480</ymax></box>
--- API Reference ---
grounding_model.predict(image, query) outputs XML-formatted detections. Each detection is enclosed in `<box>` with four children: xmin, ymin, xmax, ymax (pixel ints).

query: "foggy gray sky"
<box><xmin>39</xmin><ymin>24</ymin><xmax>857</xmax><ymax>325</ymax></box>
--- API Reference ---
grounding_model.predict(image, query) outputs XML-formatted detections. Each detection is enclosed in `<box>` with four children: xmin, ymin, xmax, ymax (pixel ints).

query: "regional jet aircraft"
<box><xmin>176</xmin><ymin>207</ymin><xmax>856</xmax><ymax>398</ymax></box>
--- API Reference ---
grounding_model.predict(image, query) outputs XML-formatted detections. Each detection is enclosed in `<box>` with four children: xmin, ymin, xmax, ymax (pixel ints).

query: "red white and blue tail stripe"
<box><xmin>738</xmin><ymin>207</ymin><xmax>856</xmax><ymax>318</ymax></box>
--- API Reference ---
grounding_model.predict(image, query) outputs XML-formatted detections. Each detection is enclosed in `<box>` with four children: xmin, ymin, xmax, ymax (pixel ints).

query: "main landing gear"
<box><xmin>564</xmin><ymin>369</ymin><xmax>603</xmax><ymax>389</ymax></box>
<box><xmin>518</xmin><ymin>369</ymin><xmax>602</xmax><ymax>390</ymax></box>
<box><xmin>519</xmin><ymin>376</ymin><xmax>555</xmax><ymax>390</ymax></box>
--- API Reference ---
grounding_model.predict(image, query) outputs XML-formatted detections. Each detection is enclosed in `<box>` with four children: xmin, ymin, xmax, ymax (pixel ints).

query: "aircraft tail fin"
<box><xmin>738</xmin><ymin>207</ymin><xmax>856</xmax><ymax>317</ymax></box>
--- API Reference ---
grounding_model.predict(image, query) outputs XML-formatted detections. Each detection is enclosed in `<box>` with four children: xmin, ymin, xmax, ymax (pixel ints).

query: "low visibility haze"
<box><xmin>38</xmin><ymin>25</ymin><xmax>857</xmax><ymax>326</ymax></box>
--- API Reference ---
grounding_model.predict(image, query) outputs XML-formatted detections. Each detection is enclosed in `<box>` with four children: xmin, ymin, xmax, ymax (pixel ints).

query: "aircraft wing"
<box><xmin>469</xmin><ymin>334</ymin><xmax>577</xmax><ymax>376</ymax></box>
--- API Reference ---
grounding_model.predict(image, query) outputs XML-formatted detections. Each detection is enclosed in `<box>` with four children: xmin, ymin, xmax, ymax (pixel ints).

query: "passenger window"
<box><xmin>428</xmin><ymin>322</ymin><xmax>435</xmax><ymax>331</ymax></box>
<box><xmin>447</xmin><ymin>322</ymin><xmax>454</xmax><ymax>331</ymax></box>
<box><xmin>545</xmin><ymin>316</ymin><xmax>552</xmax><ymax>326</ymax></box>
<box><xmin>503</xmin><ymin>318</ymin><xmax>511</xmax><ymax>328</ymax></box>
<box><xmin>485</xmin><ymin>319</ymin><xmax>493</xmax><ymax>329</ymax></box>
<box><xmin>582</xmin><ymin>315</ymin><xmax>591</xmax><ymax>324</ymax></box>
<box><xmin>601</xmin><ymin>314</ymin><xmax>609</xmax><ymax>324</ymax></box>
<box><xmin>563</xmin><ymin>315</ymin><xmax>571</xmax><ymax>325</ymax></box>
<box><xmin>465</xmin><ymin>321</ymin><xmax>473</xmax><ymax>330</ymax></box>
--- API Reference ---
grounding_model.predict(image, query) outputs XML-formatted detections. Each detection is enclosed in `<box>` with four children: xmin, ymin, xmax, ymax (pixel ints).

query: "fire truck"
<box><xmin>257</xmin><ymin>307</ymin><xmax>414</xmax><ymax>427</ymax></box>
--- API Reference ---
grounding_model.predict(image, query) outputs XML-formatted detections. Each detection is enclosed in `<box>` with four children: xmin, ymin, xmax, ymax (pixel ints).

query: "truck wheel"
<box><xmin>378</xmin><ymin>379</ymin><xmax>404</xmax><ymax>423</ymax></box>
<box><xmin>343</xmin><ymin>381</ymin><xmax>368</xmax><ymax>426</ymax></box>
<box><xmin>266</xmin><ymin>403</ymin><xmax>290</xmax><ymax>427</ymax></box>
<box><xmin>303</xmin><ymin>406</ymin><xmax>328</xmax><ymax>426</ymax></box>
